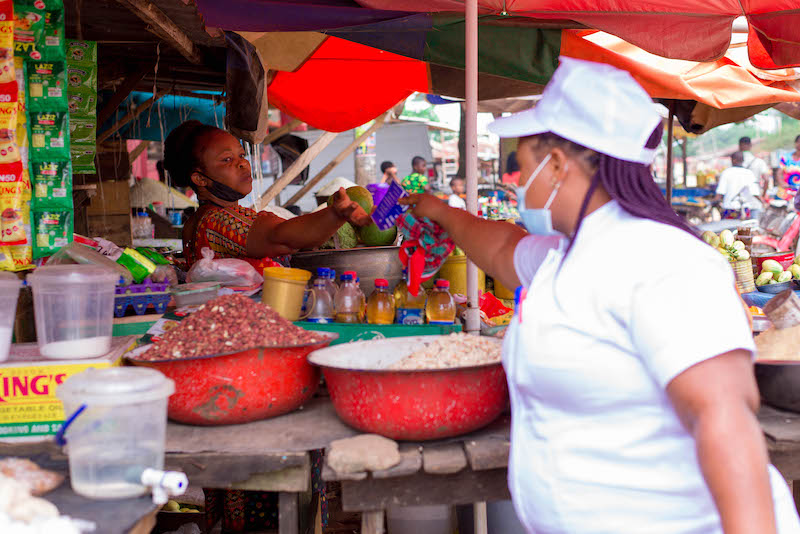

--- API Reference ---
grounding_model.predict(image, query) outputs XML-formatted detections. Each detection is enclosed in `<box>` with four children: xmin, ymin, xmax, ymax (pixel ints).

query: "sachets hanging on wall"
<box><xmin>66</xmin><ymin>39</ymin><xmax>95</xmax><ymax>175</ymax></box>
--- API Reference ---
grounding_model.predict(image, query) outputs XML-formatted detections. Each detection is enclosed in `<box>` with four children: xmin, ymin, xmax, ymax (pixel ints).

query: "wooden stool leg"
<box><xmin>361</xmin><ymin>510</ymin><xmax>385</xmax><ymax>534</ymax></box>
<box><xmin>474</xmin><ymin>502</ymin><xmax>488</xmax><ymax>534</ymax></box>
<box><xmin>279</xmin><ymin>492</ymin><xmax>299</xmax><ymax>534</ymax></box>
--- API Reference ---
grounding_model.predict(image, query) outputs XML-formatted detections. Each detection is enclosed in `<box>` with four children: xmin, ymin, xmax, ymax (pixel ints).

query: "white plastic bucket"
<box><xmin>56</xmin><ymin>367</ymin><xmax>174</xmax><ymax>499</ymax></box>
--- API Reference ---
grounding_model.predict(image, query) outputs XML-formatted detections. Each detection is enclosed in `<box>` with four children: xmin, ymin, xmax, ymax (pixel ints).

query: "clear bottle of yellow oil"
<box><xmin>366</xmin><ymin>278</ymin><xmax>395</xmax><ymax>324</ymax></box>
<box><xmin>394</xmin><ymin>279</ymin><xmax>427</xmax><ymax>325</ymax></box>
<box><xmin>426</xmin><ymin>279</ymin><xmax>456</xmax><ymax>324</ymax></box>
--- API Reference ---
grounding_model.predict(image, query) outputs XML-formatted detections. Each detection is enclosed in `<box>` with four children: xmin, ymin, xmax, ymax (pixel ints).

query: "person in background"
<box><xmin>740</xmin><ymin>136</ymin><xmax>771</xmax><ymax>193</ymax></box>
<box><xmin>448</xmin><ymin>176</ymin><xmax>467</xmax><ymax>210</ymax></box>
<box><xmin>502</xmin><ymin>151</ymin><xmax>521</xmax><ymax>185</ymax></box>
<box><xmin>715</xmin><ymin>151</ymin><xmax>762</xmax><ymax>220</ymax></box>
<box><xmin>402</xmin><ymin>155</ymin><xmax>431</xmax><ymax>194</ymax></box>
<box><xmin>380</xmin><ymin>160</ymin><xmax>398</xmax><ymax>184</ymax></box>
<box><xmin>779</xmin><ymin>135</ymin><xmax>800</xmax><ymax>195</ymax></box>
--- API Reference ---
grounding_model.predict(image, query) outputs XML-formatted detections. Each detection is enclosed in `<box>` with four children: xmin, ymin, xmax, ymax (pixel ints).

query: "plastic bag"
<box><xmin>187</xmin><ymin>247</ymin><xmax>263</xmax><ymax>287</ymax></box>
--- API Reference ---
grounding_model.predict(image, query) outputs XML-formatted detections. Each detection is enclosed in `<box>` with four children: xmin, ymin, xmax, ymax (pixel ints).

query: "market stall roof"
<box><xmin>196</xmin><ymin>0</ymin><xmax>800</xmax><ymax>70</ymax></box>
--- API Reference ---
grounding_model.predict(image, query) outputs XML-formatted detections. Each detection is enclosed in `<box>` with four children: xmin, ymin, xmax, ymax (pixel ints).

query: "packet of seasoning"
<box><xmin>67</xmin><ymin>87</ymin><xmax>96</xmax><ymax>116</ymax></box>
<box><xmin>14</xmin><ymin>0</ymin><xmax>46</xmax><ymax>61</ymax></box>
<box><xmin>42</xmin><ymin>7</ymin><xmax>64</xmax><ymax>62</ymax></box>
<box><xmin>0</xmin><ymin>82</ymin><xmax>18</xmax><ymax>144</ymax></box>
<box><xmin>30</xmin><ymin>111</ymin><xmax>69</xmax><ymax>159</ymax></box>
<box><xmin>66</xmin><ymin>62</ymin><xmax>96</xmax><ymax>91</ymax></box>
<box><xmin>69</xmin><ymin>118</ymin><xmax>95</xmax><ymax>145</ymax></box>
<box><xmin>70</xmin><ymin>143</ymin><xmax>95</xmax><ymax>174</ymax></box>
<box><xmin>66</xmin><ymin>39</ymin><xmax>97</xmax><ymax>64</ymax></box>
<box><xmin>32</xmin><ymin>207</ymin><xmax>71</xmax><ymax>259</ymax></box>
<box><xmin>26</xmin><ymin>60</ymin><xmax>67</xmax><ymax>112</ymax></box>
<box><xmin>31</xmin><ymin>159</ymin><xmax>71</xmax><ymax>210</ymax></box>
<box><xmin>0</xmin><ymin>162</ymin><xmax>27</xmax><ymax>247</ymax></box>
<box><xmin>0</xmin><ymin>3</ymin><xmax>12</xmax><ymax>52</ymax></box>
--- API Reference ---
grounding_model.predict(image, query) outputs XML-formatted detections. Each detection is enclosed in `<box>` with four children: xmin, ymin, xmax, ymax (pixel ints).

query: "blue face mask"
<box><xmin>515</xmin><ymin>154</ymin><xmax>564</xmax><ymax>235</ymax></box>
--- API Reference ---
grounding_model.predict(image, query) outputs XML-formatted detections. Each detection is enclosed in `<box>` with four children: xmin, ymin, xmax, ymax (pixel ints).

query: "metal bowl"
<box><xmin>755</xmin><ymin>361</ymin><xmax>800</xmax><ymax>414</ymax></box>
<box><xmin>757</xmin><ymin>281</ymin><xmax>795</xmax><ymax>294</ymax></box>
<box><xmin>309</xmin><ymin>336</ymin><xmax>507</xmax><ymax>441</ymax></box>
<box><xmin>127</xmin><ymin>332</ymin><xmax>338</xmax><ymax>425</ymax></box>
<box><xmin>290</xmin><ymin>246</ymin><xmax>404</xmax><ymax>296</ymax></box>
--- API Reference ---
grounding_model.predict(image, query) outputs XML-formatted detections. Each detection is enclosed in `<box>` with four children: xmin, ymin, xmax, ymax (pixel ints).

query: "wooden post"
<box><xmin>97</xmin><ymin>88</ymin><xmax>171</xmax><ymax>144</ymax></box>
<box><xmin>263</xmin><ymin>119</ymin><xmax>302</xmax><ymax>146</ymax></box>
<box><xmin>474</xmin><ymin>502</ymin><xmax>488</xmax><ymax>534</ymax></box>
<box><xmin>97</xmin><ymin>64</ymin><xmax>152</xmax><ymax>127</ymax></box>
<box><xmin>361</xmin><ymin>510</ymin><xmax>384</xmax><ymax>534</ymax></box>
<box><xmin>128</xmin><ymin>140</ymin><xmax>150</xmax><ymax>165</ymax></box>
<box><xmin>666</xmin><ymin>104</ymin><xmax>675</xmax><ymax>204</ymax></box>
<box><xmin>278</xmin><ymin>492</ymin><xmax>299</xmax><ymax>534</ymax></box>
<box><xmin>282</xmin><ymin>112</ymin><xmax>389</xmax><ymax>207</ymax></box>
<box><xmin>255</xmin><ymin>131</ymin><xmax>339</xmax><ymax>210</ymax></box>
<box><xmin>117</xmin><ymin>0</ymin><xmax>202</xmax><ymax>64</ymax></box>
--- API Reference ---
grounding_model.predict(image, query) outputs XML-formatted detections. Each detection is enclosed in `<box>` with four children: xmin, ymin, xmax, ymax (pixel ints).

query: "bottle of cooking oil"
<box><xmin>334</xmin><ymin>273</ymin><xmax>361</xmax><ymax>323</ymax></box>
<box><xmin>394</xmin><ymin>277</ymin><xmax>427</xmax><ymax>325</ymax></box>
<box><xmin>344</xmin><ymin>271</ymin><xmax>366</xmax><ymax>322</ymax></box>
<box><xmin>426</xmin><ymin>279</ymin><xmax>456</xmax><ymax>324</ymax></box>
<box><xmin>366</xmin><ymin>278</ymin><xmax>395</xmax><ymax>324</ymax></box>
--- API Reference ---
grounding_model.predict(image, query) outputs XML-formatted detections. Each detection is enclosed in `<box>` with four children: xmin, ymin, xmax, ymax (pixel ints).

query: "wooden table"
<box><xmin>760</xmin><ymin>405</ymin><xmax>800</xmax><ymax>481</ymax></box>
<box><xmin>323</xmin><ymin>416</ymin><xmax>512</xmax><ymax>534</ymax></box>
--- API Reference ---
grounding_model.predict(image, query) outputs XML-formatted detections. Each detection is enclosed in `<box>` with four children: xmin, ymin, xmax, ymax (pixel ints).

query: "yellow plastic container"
<box><xmin>438</xmin><ymin>255</ymin><xmax>485</xmax><ymax>296</ymax></box>
<box><xmin>493</xmin><ymin>278</ymin><xmax>515</xmax><ymax>300</ymax></box>
<box><xmin>262</xmin><ymin>267</ymin><xmax>314</xmax><ymax>321</ymax></box>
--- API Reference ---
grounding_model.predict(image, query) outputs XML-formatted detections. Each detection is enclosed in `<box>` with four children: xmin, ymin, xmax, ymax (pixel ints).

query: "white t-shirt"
<box><xmin>744</xmin><ymin>151</ymin><xmax>771</xmax><ymax>180</ymax></box>
<box><xmin>448</xmin><ymin>194</ymin><xmax>466</xmax><ymax>210</ymax></box>
<box><xmin>716</xmin><ymin>166</ymin><xmax>761</xmax><ymax>210</ymax></box>
<box><xmin>505</xmin><ymin>201</ymin><xmax>799</xmax><ymax>534</ymax></box>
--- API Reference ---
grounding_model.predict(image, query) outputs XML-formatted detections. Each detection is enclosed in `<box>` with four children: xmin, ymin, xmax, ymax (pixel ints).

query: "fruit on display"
<box><xmin>322</xmin><ymin>186</ymin><xmax>397</xmax><ymax>249</ymax></box>
<box><xmin>702</xmin><ymin>231</ymin><xmax>750</xmax><ymax>262</ymax></box>
<box><xmin>358</xmin><ymin>223</ymin><xmax>397</xmax><ymax>246</ymax></box>
<box><xmin>755</xmin><ymin>258</ymin><xmax>800</xmax><ymax>287</ymax></box>
<box><xmin>327</xmin><ymin>186</ymin><xmax>374</xmax><ymax>214</ymax></box>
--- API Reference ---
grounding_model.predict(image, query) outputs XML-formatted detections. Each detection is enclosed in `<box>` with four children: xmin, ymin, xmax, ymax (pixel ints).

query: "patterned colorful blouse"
<box><xmin>401</xmin><ymin>172</ymin><xmax>429</xmax><ymax>194</ymax></box>
<box><xmin>184</xmin><ymin>205</ymin><xmax>283</xmax><ymax>273</ymax></box>
<box><xmin>781</xmin><ymin>153</ymin><xmax>800</xmax><ymax>190</ymax></box>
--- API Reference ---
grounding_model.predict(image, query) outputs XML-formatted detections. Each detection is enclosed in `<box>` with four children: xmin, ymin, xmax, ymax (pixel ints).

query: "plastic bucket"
<box><xmin>28</xmin><ymin>265</ymin><xmax>119</xmax><ymax>359</ymax></box>
<box><xmin>56</xmin><ymin>367</ymin><xmax>174</xmax><ymax>500</ymax></box>
<box><xmin>0</xmin><ymin>273</ymin><xmax>21</xmax><ymax>362</ymax></box>
<box><xmin>493</xmin><ymin>278</ymin><xmax>515</xmax><ymax>300</ymax></box>
<box><xmin>262</xmin><ymin>267</ymin><xmax>314</xmax><ymax>321</ymax></box>
<box><xmin>438</xmin><ymin>256</ymin><xmax>485</xmax><ymax>296</ymax></box>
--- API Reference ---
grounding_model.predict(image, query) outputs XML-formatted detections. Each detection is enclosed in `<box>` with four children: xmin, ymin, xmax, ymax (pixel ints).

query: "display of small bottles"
<box><xmin>426</xmin><ymin>279</ymin><xmax>456</xmax><ymax>324</ymax></box>
<box><xmin>366</xmin><ymin>278</ymin><xmax>395</xmax><ymax>325</ymax></box>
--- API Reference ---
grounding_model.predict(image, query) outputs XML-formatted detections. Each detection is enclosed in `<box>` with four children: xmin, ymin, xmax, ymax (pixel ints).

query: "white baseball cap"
<box><xmin>488</xmin><ymin>57</ymin><xmax>661</xmax><ymax>165</ymax></box>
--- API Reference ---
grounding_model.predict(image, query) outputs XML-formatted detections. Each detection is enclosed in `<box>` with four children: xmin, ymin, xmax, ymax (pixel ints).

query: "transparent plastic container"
<box><xmin>29</xmin><ymin>265</ymin><xmax>119</xmax><ymax>359</ymax></box>
<box><xmin>0</xmin><ymin>273</ymin><xmax>21</xmax><ymax>362</ymax></box>
<box><xmin>170</xmin><ymin>281</ymin><xmax>220</xmax><ymax>307</ymax></box>
<box><xmin>56</xmin><ymin>367</ymin><xmax>175</xmax><ymax>499</ymax></box>
<box><xmin>334</xmin><ymin>274</ymin><xmax>361</xmax><ymax>323</ymax></box>
<box><xmin>426</xmin><ymin>280</ymin><xmax>456</xmax><ymax>324</ymax></box>
<box><xmin>325</xmin><ymin>270</ymin><xmax>339</xmax><ymax>302</ymax></box>
<box><xmin>307</xmin><ymin>279</ymin><xmax>335</xmax><ymax>323</ymax></box>
<box><xmin>394</xmin><ymin>280</ymin><xmax>427</xmax><ymax>325</ymax></box>
<box><xmin>367</xmin><ymin>278</ymin><xmax>395</xmax><ymax>325</ymax></box>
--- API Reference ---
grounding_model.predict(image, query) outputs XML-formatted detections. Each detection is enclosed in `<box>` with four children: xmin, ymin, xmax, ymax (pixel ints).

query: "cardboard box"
<box><xmin>0</xmin><ymin>336</ymin><xmax>137</xmax><ymax>441</ymax></box>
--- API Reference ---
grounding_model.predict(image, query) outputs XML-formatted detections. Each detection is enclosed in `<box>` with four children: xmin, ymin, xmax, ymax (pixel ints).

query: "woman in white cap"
<box><xmin>401</xmin><ymin>57</ymin><xmax>800</xmax><ymax>533</ymax></box>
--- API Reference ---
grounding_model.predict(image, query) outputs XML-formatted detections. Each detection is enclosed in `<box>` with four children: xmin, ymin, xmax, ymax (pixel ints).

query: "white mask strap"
<box><xmin>521</xmin><ymin>153</ymin><xmax>552</xmax><ymax>197</ymax></box>
<box><xmin>543</xmin><ymin>162</ymin><xmax>567</xmax><ymax>210</ymax></box>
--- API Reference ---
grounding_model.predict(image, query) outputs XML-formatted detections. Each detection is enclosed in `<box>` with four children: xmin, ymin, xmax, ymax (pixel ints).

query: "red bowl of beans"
<box><xmin>128</xmin><ymin>332</ymin><xmax>337</xmax><ymax>425</ymax></box>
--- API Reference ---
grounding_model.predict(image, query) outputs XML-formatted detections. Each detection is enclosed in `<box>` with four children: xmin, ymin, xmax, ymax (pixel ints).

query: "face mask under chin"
<box><xmin>197</xmin><ymin>171</ymin><xmax>248</xmax><ymax>203</ymax></box>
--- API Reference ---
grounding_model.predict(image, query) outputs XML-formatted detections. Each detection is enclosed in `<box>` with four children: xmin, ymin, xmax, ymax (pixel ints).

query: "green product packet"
<box><xmin>42</xmin><ymin>8</ymin><xmax>65</xmax><ymax>62</ymax></box>
<box><xmin>30</xmin><ymin>111</ymin><xmax>69</xmax><ymax>159</ymax></box>
<box><xmin>66</xmin><ymin>40</ymin><xmax>97</xmax><ymax>64</ymax></box>
<box><xmin>135</xmin><ymin>247</ymin><xmax>170</xmax><ymax>266</ymax></box>
<box><xmin>26</xmin><ymin>60</ymin><xmax>68</xmax><ymax>112</ymax></box>
<box><xmin>14</xmin><ymin>0</ymin><xmax>46</xmax><ymax>61</ymax></box>
<box><xmin>69</xmin><ymin>118</ymin><xmax>95</xmax><ymax>144</ymax></box>
<box><xmin>70</xmin><ymin>143</ymin><xmax>96</xmax><ymax>174</ymax></box>
<box><xmin>67</xmin><ymin>86</ymin><xmax>96</xmax><ymax>116</ymax></box>
<box><xmin>32</xmin><ymin>208</ymin><xmax>72</xmax><ymax>259</ymax></box>
<box><xmin>31</xmin><ymin>159</ymin><xmax>71</xmax><ymax>210</ymax></box>
<box><xmin>66</xmin><ymin>62</ymin><xmax>96</xmax><ymax>91</ymax></box>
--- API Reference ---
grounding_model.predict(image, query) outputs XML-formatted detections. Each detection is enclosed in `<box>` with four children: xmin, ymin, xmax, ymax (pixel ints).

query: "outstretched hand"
<box><xmin>331</xmin><ymin>187</ymin><xmax>372</xmax><ymax>227</ymax></box>
<box><xmin>398</xmin><ymin>193</ymin><xmax>446</xmax><ymax>222</ymax></box>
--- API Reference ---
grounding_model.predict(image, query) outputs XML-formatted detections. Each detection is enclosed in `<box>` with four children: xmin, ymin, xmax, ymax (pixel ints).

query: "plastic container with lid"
<box><xmin>29</xmin><ymin>265</ymin><xmax>119</xmax><ymax>360</ymax></box>
<box><xmin>0</xmin><ymin>272</ymin><xmax>21</xmax><ymax>362</ymax></box>
<box><xmin>366</xmin><ymin>278</ymin><xmax>395</xmax><ymax>325</ymax></box>
<box><xmin>57</xmin><ymin>367</ymin><xmax>175</xmax><ymax>499</ymax></box>
<box><xmin>334</xmin><ymin>274</ymin><xmax>361</xmax><ymax>323</ymax></box>
<box><xmin>426</xmin><ymin>280</ymin><xmax>456</xmax><ymax>324</ymax></box>
<box><xmin>170</xmin><ymin>281</ymin><xmax>220</xmax><ymax>307</ymax></box>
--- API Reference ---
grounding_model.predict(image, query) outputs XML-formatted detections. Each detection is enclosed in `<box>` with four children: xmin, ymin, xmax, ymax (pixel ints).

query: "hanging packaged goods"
<box><xmin>66</xmin><ymin>39</ymin><xmax>95</xmax><ymax>174</ymax></box>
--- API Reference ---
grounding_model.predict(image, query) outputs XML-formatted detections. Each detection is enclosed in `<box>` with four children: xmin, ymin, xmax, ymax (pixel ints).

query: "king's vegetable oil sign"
<box><xmin>0</xmin><ymin>360</ymin><xmax>114</xmax><ymax>439</ymax></box>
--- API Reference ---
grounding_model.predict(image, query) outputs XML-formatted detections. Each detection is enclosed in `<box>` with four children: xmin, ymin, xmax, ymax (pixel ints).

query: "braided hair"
<box><xmin>163</xmin><ymin>120</ymin><xmax>220</xmax><ymax>192</ymax></box>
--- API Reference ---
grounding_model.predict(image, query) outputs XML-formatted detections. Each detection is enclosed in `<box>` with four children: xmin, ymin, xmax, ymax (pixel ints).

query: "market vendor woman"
<box><xmin>164</xmin><ymin>120</ymin><xmax>370</xmax><ymax>270</ymax></box>
<box><xmin>402</xmin><ymin>58</ymin><xmax>800</xmax><ymax>534</ymax></box>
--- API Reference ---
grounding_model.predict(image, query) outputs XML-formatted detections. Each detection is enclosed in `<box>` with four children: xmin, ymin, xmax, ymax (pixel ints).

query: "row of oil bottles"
<box><xmin>305</xmin><ymin>267</ymin><xmax>456</xmax><ymax>325</ymax></box>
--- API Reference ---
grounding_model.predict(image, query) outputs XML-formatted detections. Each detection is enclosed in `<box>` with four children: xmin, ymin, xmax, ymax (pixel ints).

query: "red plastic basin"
<box><xmin>309</xmin><ymin>336</ymin><xmax>508</xmax><ymax>441</ymax></box>
<box><xmin>129</xmin><ymin>332</ymin><xmax>337</xmax><ymax>425</ymax></box>
<box><xmin>755</xmin><ymin>251</ymin><xmax>795</xmax><ymax>272</ymax></box>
